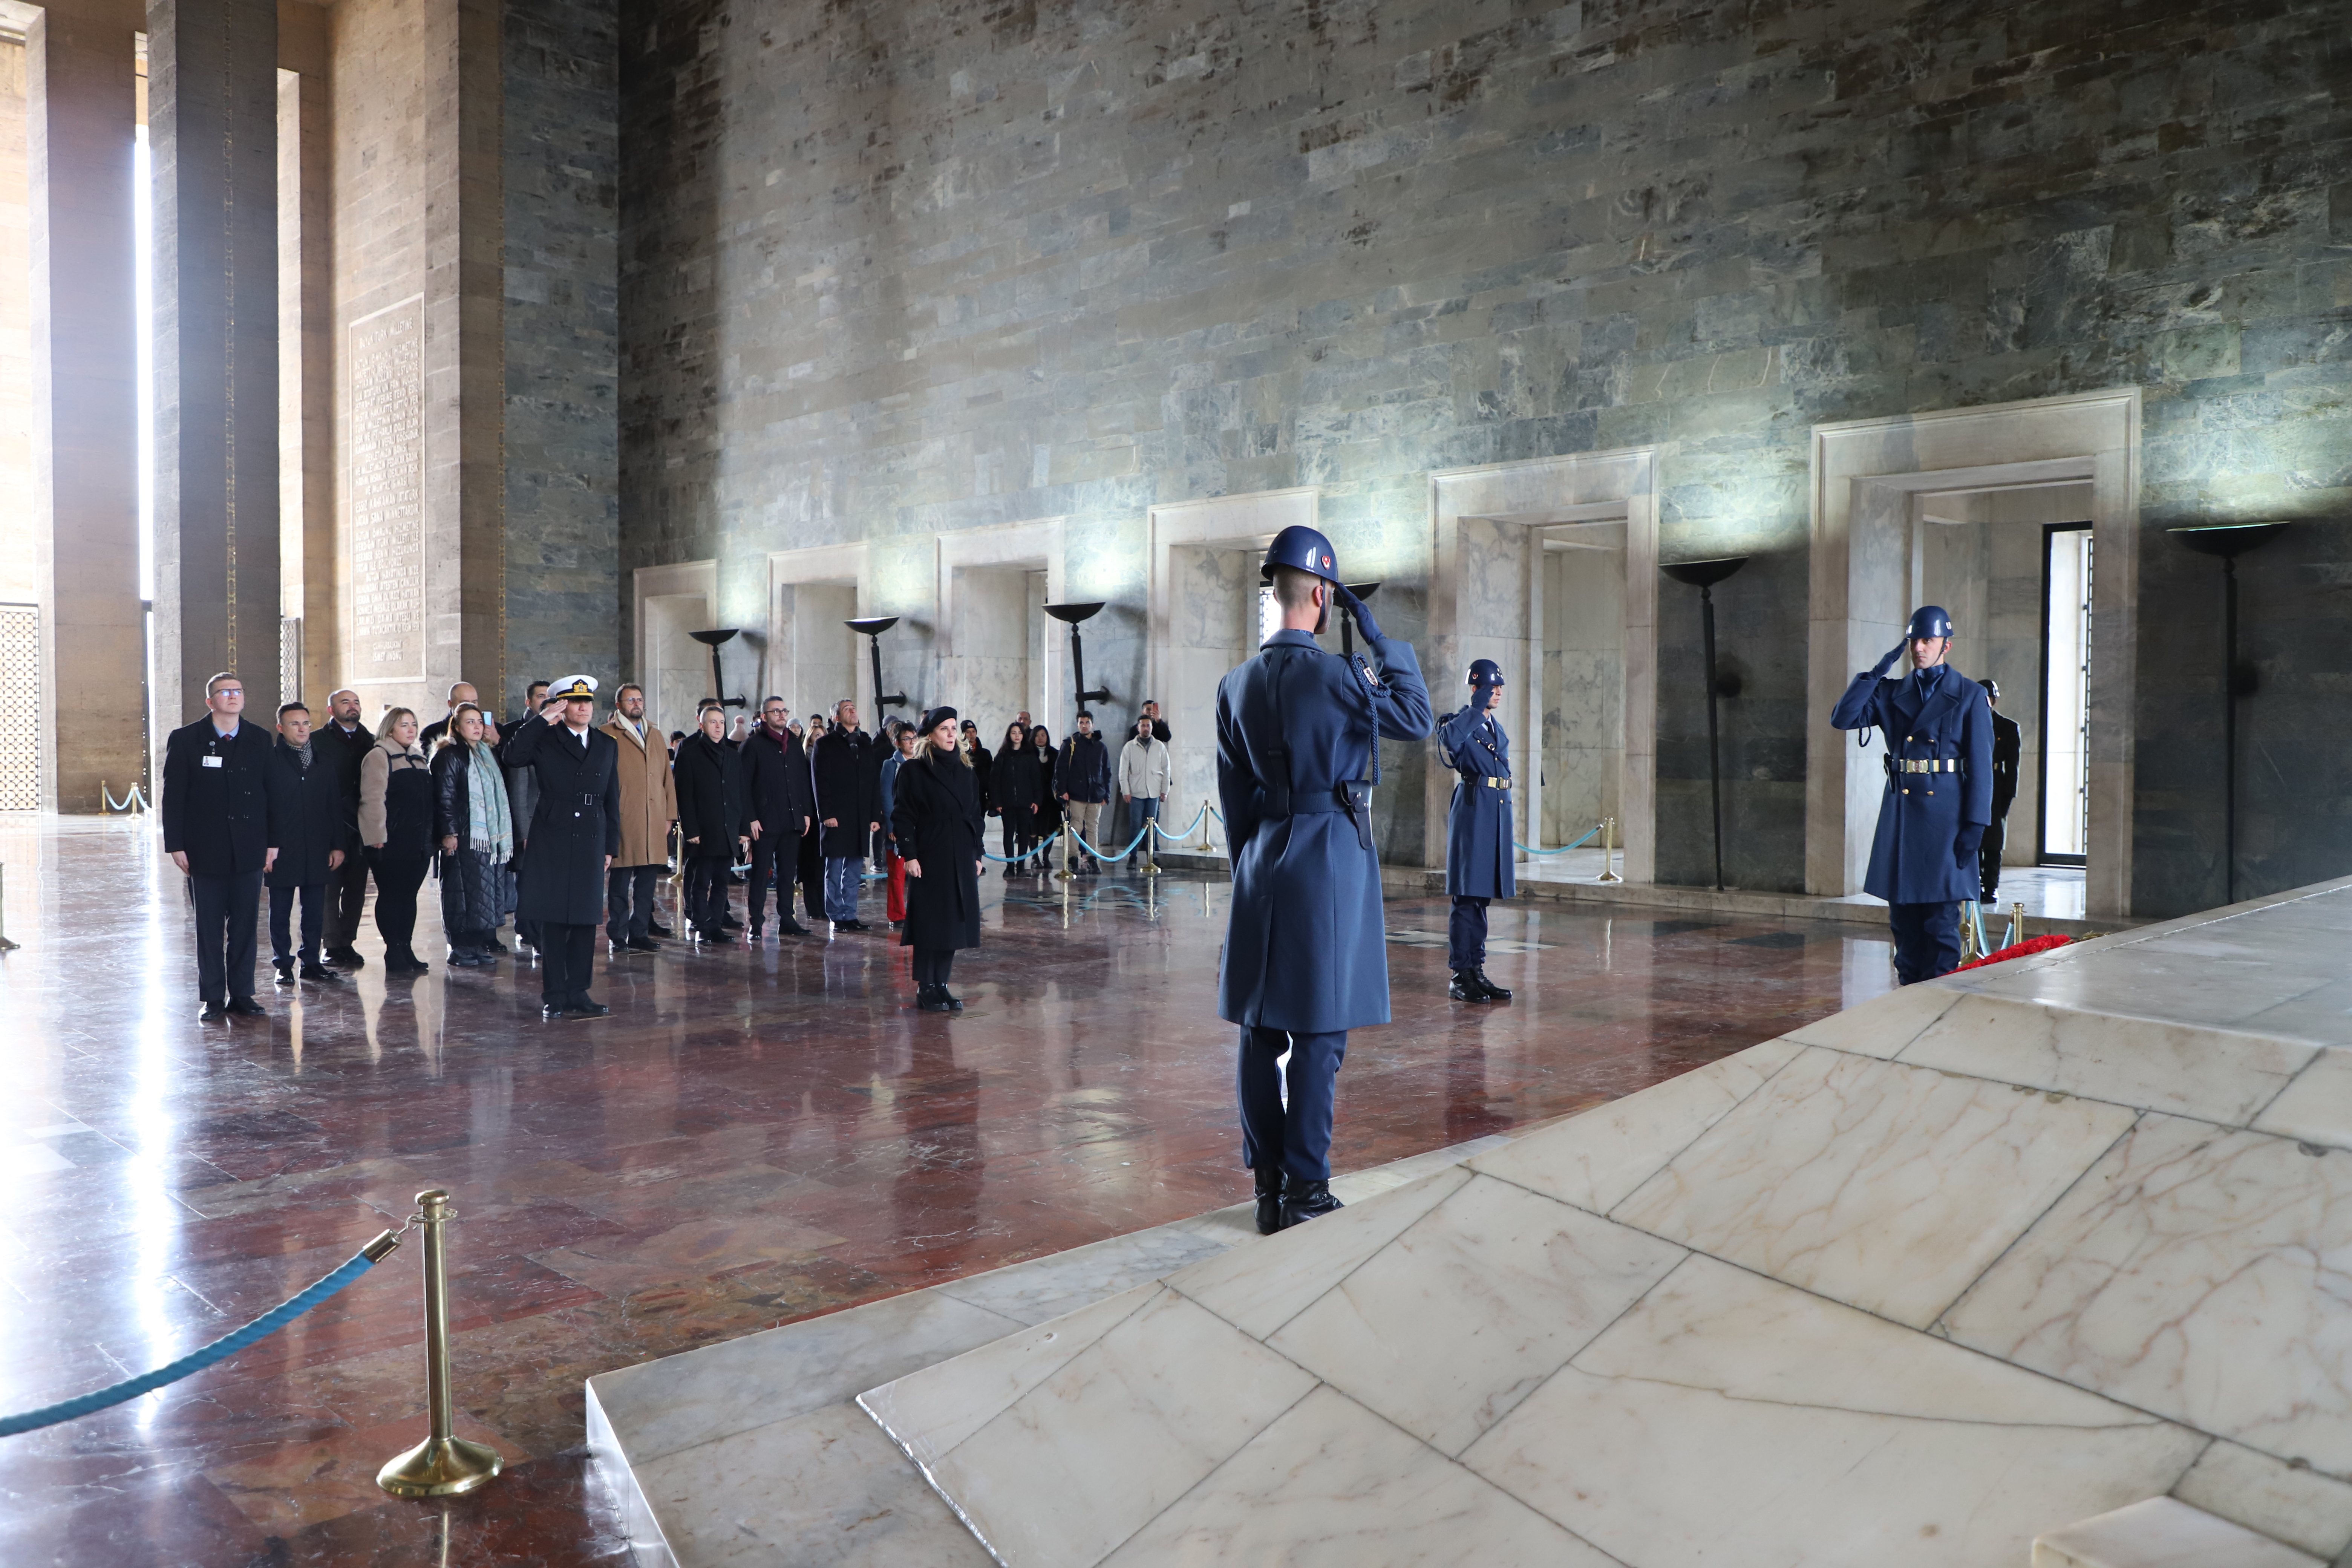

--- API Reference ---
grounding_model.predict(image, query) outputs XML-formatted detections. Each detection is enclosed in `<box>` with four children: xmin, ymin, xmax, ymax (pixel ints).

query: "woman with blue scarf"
<box><xmin>432</xmin><ymin>703</ymin><xmax>517</xmax><ymax>967</ymax></box>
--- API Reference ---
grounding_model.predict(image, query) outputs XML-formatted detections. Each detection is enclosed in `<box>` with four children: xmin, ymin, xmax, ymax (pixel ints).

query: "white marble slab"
<box><xmin>1462</xmin><ymin>1255</ymin><xmax>2206</xmax><ymax>1567</ymax></box>
<box><xmin>1778</xmin><ymin>978</ymin><xmax>1960</xmax><ymax>1059</ymax></box>
<box><xmin>2171</xmin><ymin>1438</ymin><xmax>2352</xmax><ymax>1561</ymax></box>
<box><xmin>1467</xmin><ymin>1038</ymin><xmax>1799</xmax><ymax>1213</ymax></box>
<box><xmin>1612</xmin><ymin>1045</ymin><xmax>2139</xmax><ymax>1326</ymax></box>
<box><xmin>1943</xmin><ymin>1113</ymin><xmax>2352</xmax><ymax>1475</ymax></box>
<box><xmin>1100</xmin><ymin>1385</ymin><xmax>1617</xmax><ymax>1567</ymax></box>
<box><xmin>1268</xmin><ymin>1173</ymin><xmax>1684</xmax><ymax>1456</ymax></box>
<box><xmin>913</xmin><ymin>1286</ymin><xmax>1319</xmax><ymax>1568</ymax></box>
<box><xmin>2032</xmin><ymin>1496</ymin><xmax>2322</xmax><ymax>1568</ymax></box>
<box><xmin>2254</xmin><ymin>1047</ymin><xmax>2352</xmax><ymax>1152</ymax></box>
<box><xmin>936</xmin><ymin>1225</ymin><xmax>1231</xmax><ymax>1327</ymax></box>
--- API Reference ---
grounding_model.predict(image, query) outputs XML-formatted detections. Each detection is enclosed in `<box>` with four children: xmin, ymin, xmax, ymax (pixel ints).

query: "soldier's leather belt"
<box><xmin>1894</xmin><ymin>760</ymin><xmax>1958</xmax><ymax>773</ymax></box>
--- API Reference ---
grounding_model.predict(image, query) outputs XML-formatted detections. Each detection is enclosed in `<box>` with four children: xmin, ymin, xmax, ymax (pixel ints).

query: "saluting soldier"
<box><xmin>1831</xmin><ymin>606</ymin><xmax>1994</xmax><ymax>984</ymax></box>
<box><xmin>1217</xmin><ymin>525</ymin><xmax>1433</xmax><ymax>1234</ymax></box>
<box><xmin>1436</xmin><ymin>657</ymin><xmax>1516</xmax><ymax>1004</ymax></box>
<box><xmin>507</xmin><ymin>675</ymin><xmax>622</xmax><ymax>1019</ymax></box>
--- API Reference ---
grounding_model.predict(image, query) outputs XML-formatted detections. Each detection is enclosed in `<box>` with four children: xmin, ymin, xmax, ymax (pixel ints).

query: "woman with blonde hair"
<box><xmin>432</xmin><ymin>703</ymin><xmax>514</xmax><ymax>967</ymax></box>
<box><xmin>360</xmin><ymin>706</ymin><xmax>434</xmax><ymax>974</ymax></box>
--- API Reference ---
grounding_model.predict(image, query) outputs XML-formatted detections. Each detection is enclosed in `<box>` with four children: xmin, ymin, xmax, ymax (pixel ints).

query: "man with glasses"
<box><xmin>743</xmin><ymin>696</ymin><xmax>816</xmax><ymax>939</ymax></box>
<box><xmin>161</xmin><ymin>672</ymin><xmax>279</xmax><ymax>1021</ymax></box>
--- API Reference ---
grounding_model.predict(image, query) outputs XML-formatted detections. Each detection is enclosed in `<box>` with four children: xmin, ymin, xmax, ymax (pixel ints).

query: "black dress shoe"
<box><xmin>484</xmin><ymin>935</ymin><xmax>510</xmax><ymax>953</ymax></box>
<box><xmin>719</xmin><ymin>912</ymin><xmax>743</xmax><ymax>928</ymax></box>
<box><xmin>841</xmin><ymin>919</ymin><xmax>870</xmax><ymax>932</ymax></box>
<box><xmin>542</xmin><ymin>1002</ymin><xmax>566</xmax><ymax>1021</ymax></box>
<box><xmin>646</xmin><ymin>922</ymin><xmax>674</xmax><ymax>937</ymax></box>
<box><xmin>1280</xmin><ymin>1179</ymin><xmax>1344</xmax><ymax>1229</ymax></box>
<box><xmin>1473</xmin><ymin>968</ymin><xmax>1513</xmax><ymax>1001</ymax></box>
<box><xmin>300</xmin><ymin>962</ymin><xmax>343</xmax><ymax>983</ymax></box>
<box><xmin>623</xmin><ymin>935</ymin><xmax>661</xmax><ymax>953</ymax></box>
<box><xmin>564</xmin><ymin>999</ymin><xmax>611</xmax><ymax>1019</ymax></box>
<box><xmin>939</xmin><ymin>988</ymin><xmax>963</xmax><ymax>1011</ymax></box>
<box><xmin>1253</xmin><ymin>1167</ymin><xmax>1286</xmax><ymax>1235</ymax></box>
<box><xmin>779</xmin><ymin>918</ymin><xmax>811</xmax><ymax>936</ymax></box>
<box><xmin>199</xmin><ymin>1001</ymin><xmax>228</xmax><ymax>1023</ymax></box>
<box><xmin>273</xmin><ymin>960</ymin><xmax>296</xmax><ymax>987</ymax></box>
<box><xmin>225</xmin><ymin>997</ymin><xmax>268</xmax><ymax>1017</ymax></box>
<box><xmin>1449</xmin><ymin>971</ymin><xmax>1495</xmax><ymax>1003</ymax></box>
<box><xmin>916</xmin><ymin>985</ymin><xmax>952</xmax><ymax>1013</ymax></box>
<box><xmin>327</xmin><ymin>946</ymin><xmax>366</xmax><ymax>970</ymax></box>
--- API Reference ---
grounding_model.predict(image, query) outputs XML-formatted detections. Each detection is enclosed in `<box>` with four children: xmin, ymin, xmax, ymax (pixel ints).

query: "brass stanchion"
<box><xmin>1960</xmin><ymin>902</ymin><xmax>1984</xmax><ymax>964</ymax></box>
<box><xmin>1055</xmin><ymin>818</ymin><xmax>1076</xmax><ymax>882</ymax></box>
<box><xmin>378</xmin><ymin>1190</ymin><xmax>502</xmax><ymax>1498</ymax></box>
<box><xmin>1194</xmin><ymin>797</ymin><xmax>1214</xmax><ymax>853</ymax></box>
<box><xmin>1596</xmin><ymin>818</ymin><xmax>1621</xmax><ymax>884</ymax></box>
<box><xmin>2007</xmin><ymin>900</ymin><xmax>2027</xmax><ymax>951</ymax></box>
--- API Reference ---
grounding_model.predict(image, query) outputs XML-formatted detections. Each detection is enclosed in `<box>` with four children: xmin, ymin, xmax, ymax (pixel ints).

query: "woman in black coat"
<box><xmin>893</xmin><ymin>707</ymin><xmax>986</xmax><ymax>1012</ymax></box>
<box><xmin>1028</xmin><ymin>724</ymin><xmax>1062</xmax><ymax>855</ymax></box>
<box><xmin>674</xmin><ymin>706</ymin><xmax>750</xmax><ymax>939</ymax></box>
<box><xmin>990</xmin><ymin>721</ymin><xmax>1034</xmax><ymax>864</ymax></box>
<box><xmin>431</xmin><ymin>704</ymin><xmax>516</xmax><ymax>967</ymax></box>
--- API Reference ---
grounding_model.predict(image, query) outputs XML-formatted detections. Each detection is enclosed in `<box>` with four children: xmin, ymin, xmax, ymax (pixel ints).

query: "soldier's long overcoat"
<box><xmin>1831</xmin><ymin>663</ymin><xmax>1994</xmax><ymax>905</ymax></box>
<box><xmin>506</xmin><ymin>715</ymin><xmax>622</xmax><ymax>925</ymax></box>
<box><xmin>1436</xmin><ymin>704</ymin><xmax>1516</xmax><ymax>900</ymax></box>
<box><xmin>1216</xmin><ymin>627</ymin><xmax>1432</xmax><ymax>1033</ymax></box>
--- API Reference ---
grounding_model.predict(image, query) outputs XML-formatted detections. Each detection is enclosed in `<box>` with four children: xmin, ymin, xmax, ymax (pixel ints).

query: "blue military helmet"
<box><xmin>1906</xmin><ymin>605</ymin><xmax>1955</xmax><ymax>640</ymax></box>
<box><xmin>1261</xmin><ymin>524</ymin><xmax>1343</xmax><ymax>585</ymax></box>
<box><xmin>1466</xmin><ymin>658</ymin><xmax>1505</xmax><ymax>687</ymax></box>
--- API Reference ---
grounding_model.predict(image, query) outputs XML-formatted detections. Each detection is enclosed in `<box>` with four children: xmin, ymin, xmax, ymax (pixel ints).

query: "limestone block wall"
<box><xmin>611</xmin><ymin>0</ymin><xmax>2352</xmax><ymax>908</ymax></box>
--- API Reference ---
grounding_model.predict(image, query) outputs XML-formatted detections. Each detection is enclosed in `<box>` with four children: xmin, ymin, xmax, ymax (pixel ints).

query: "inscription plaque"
<box><xmin>348</xmin><ymin>296</ymin><xmax>425</xmax><ymax>681</ymax></box>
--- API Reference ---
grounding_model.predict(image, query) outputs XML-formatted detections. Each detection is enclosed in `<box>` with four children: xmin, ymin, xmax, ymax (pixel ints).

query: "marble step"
<box><xmin>2034</xmin><ymin>1497</ymin><xmax>2322</xmax><ymax>1568</ymax></box>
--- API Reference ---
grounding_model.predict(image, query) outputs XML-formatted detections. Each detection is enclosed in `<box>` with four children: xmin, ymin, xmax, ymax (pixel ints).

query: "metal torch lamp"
<box><xmin>1044</xmin><ymin>602</ymin><xmax>1113</xmax><ymax>718</ymax></box>
<box><xmin>689</xmin><ymin>628</ymin><xmax>746</xmax><ymax>714</ymax></box>
<box><xmin>844</xmin><ymin>616</ymin><xmax>911</xmax><ymax>715</ymax></box>
<box><xmin>1660</xmin><ymin>556</ymin><xmax>1749</xmax><ymax>892</ymax></box>
<box><xmin>2168</xmin><ymin>522</ymin><xmax>2286</xmax><ymax>905</ymax></box>
<box><xmin>1338</xmin><ymin>582</ymin><xmax>1381</xmax><ymax>658</ymax></box>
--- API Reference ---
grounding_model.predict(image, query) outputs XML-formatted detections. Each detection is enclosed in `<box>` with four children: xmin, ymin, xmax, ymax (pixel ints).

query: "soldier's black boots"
<box><xmin>1450</xmin><ymin>969</ymin><xmax>1495</xmax><ymax>1003</ymax></box>
<box><xmin>1280</xmin><ymin>1179</ymin><xmax>1344</xmax><ymax>1229</ymax></box>
<box><xmin>1473</xmin><ymin>968</ymin><xmax>1512</xmax><ymax>1001</ymax></box>
<box><xmin>1253</xmin><ymin>1167</ymin><xmax>1286</xmax><ymax>1235</ymax></box>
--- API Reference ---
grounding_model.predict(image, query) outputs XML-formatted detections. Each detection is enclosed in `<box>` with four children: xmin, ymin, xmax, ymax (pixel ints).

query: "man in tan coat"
<box><xmin>600</xmin><ymin>683</ymin><xmax>677</xmax><ymax>951</ymax></box>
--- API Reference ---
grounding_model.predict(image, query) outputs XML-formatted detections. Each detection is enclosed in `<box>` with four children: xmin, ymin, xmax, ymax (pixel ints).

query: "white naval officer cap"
<box><xmin>549</xmin><ymin>674</ymin><xmax>599</xmax><ymax>701</ymax></box>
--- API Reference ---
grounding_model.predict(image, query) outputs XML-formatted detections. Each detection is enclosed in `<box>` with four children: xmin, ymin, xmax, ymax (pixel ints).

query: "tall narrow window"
<box><xmin>2040</xmin><ymin>524</ymin><xmax>2092</xmax><ymax>864</ymax></box>
<box><xmin>1257</xmin><ymin>583</ymin><xmax>1282</xmax><ymax>646</ymax></box>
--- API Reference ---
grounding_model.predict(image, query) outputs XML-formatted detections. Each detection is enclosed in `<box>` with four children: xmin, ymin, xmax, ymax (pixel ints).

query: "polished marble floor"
<box><xmin>0</xmin><ymin>815</ymin><xmax>1897</xmax><ymax>1566</ymax></box>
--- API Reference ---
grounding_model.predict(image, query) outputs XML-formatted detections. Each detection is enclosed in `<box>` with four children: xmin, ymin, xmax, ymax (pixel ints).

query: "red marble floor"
<box><xmin>0</xmin><ymin>815</ymin><xmax>1894</xmax><ymax>1566</ymax></box>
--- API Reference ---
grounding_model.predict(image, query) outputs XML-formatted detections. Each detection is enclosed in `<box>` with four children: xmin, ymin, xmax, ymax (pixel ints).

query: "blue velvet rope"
<box><xmin>1513</xmin><ymin>823</ymin><xmax>1604</xmax><ymax>856</ymax></box>
<box><xmin>0</xmin><ymin>1249</ymin><xmax>383</xmax><ymax>1438</ymax></box>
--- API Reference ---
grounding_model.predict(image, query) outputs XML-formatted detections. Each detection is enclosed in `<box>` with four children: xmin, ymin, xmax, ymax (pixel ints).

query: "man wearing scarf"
<box><xmin>263</xmin><ymin>701</ymin><xmax>355</xmax><ymax>986</ymax></box>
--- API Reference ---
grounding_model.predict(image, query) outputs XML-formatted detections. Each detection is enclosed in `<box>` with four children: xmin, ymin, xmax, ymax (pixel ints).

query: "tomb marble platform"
<box><xmin>593</xmin><ymin>877</ymin><xmax>2352</xmax><ymax>1566</ymax></box>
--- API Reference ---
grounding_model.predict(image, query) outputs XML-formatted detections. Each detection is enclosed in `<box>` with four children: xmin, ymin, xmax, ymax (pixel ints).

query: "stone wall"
<box><xmin>617</xmin><ymin>0</ymin><xmax>2352</xmax><ymax>911</ymax></box>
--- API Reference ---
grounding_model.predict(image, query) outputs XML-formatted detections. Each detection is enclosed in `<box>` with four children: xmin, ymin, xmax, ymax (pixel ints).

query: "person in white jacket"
<box><xmin>1118</xmin><ymin>715</ymin><xmax>1173</xmax><ymax>862</ymax></box>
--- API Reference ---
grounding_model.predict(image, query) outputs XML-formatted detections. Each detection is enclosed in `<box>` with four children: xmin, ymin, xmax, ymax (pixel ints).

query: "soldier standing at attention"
<box><xmin>1977</xmin><ymin>677</ymin><xmax>2023</xmax><ymax>904</ymax></box>
<box><xmin>507</xmin><ymin>675</ymin><xmax>622</xmax><ymax>1019</ymax></box>
<box><xmin>1436</xmin><ymin>657</ymin><xmax>1516</xmax><ymax>1003</ymax></box>
<box><xmin>1831</xmin><ymin>606</ymin><xmax>1994</xmax><ymax>984</ymax></box>
<box><xmin>1217</xmin><ymin>525</ymin><xmax>1433</xmax><ymax>1233</ymax></box>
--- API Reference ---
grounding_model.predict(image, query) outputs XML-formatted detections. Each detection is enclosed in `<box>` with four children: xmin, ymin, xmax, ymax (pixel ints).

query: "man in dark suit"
<box><xmin>499</xmin><ymin>680</ymin><xmax>550</xmax><ymax>953</ymax></box>
<box><xmin>505</xmin><ymin>675</ymin><xmax>622</xmax><ymax>1019</ymax></box>
<box><xmin>812</xmin><ymin>701</ymin><xmax>880</xmax><ymax>930</ymax></box>
<box><xmin>1978</xmin><ymin>677</ymin><xmax>2024</xmax><ymax>903</ymax></box>
<box><xmin>743</xmin><ymin>695</ymin><xmax>816</xmax><ymax>939</ymax></box>
<box><xmin>262</xmin><ymin>702</ymin><xmax>354</xmax><ymax>986</ymax></box>
<box><xmin>312</xmin><ymin>688</ymin><xmax>374</xmax><ymax>969</ymax></box>
<box><xmin>161</xmin><ymin>672</ymin><xmax>279</xmax><ymax>1021</ymax></box>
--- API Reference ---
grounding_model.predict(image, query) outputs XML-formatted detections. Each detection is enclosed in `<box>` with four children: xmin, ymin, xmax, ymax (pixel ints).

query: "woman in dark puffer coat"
<box><xmin>432</xmin><ymin>704</ymin><xmax>516</xmax><ymax>967</ymax></box>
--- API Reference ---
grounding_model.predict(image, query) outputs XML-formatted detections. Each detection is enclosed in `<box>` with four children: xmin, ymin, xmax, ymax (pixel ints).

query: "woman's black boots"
<box><xmin>1253</xmin><ymin>1167</ymin><xmax>1286</xmax><ymax>1235</ymax></box>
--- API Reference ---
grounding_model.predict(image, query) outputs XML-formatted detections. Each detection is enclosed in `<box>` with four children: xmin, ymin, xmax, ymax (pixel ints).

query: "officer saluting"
<box><xmin>507</xmin><ymin>675</ymin><xmax>622</xmax><ymax>1019</ymax></box>
<box><xmin>1217</xmin><ymin>525</ymin><xmax>1433</xmax><ymax>1233</ymax></box>
<box><xmin>1436</xmin><ymin>658</ymin><xmax>1514</xmax><ymax>1003</ymax></box>
<box><xmin>1830</xmin><ymin>606</ymin><xmax>1994</xmax><ymax>984</ymax></box>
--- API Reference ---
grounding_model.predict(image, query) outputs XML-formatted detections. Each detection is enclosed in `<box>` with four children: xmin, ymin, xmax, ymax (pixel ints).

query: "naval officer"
<box><xmin>507</xmin><ymin>675</ymin><xmax>623</xmax><ymax>1019</ymax></box>
<box><xmin>1435</xmin><ymin>658</ymin><xmax>1515</xmax><ymax>1003</ymax></box>
<box><xmin>1216</xmin><ymin>525</ymin><xmax>1433</xmax><ymax>1233</ymax></box>
<box><xmin>1830</xmin><ymin>606</ymin><xmax>1994</xmax><ymax>984</ymax></box>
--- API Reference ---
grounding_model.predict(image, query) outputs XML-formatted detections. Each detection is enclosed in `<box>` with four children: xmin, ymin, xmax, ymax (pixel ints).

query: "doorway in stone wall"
<box><xmin>2040</xmin><ymin>522</ymin><xmax>2093</xmax><ymax>868</ymax></box>
<box><xmin>938</xmin><ymin>518</ymin><xmax>1066</xmax><ymax>743</ymax></box>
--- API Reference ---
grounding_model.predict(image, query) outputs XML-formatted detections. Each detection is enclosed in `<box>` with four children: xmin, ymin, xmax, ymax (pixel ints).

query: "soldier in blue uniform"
<box><xmin>1436</xmin><ymin>657</ymin><xmax>1515</xmax><ymax>1003</ymax></box>
<box><xmin>1830</xmin><ymin>606</ymin><xmax>1994</xmax><ymax>984</ymax></box>
<box><xmin>1217</xmin><ymin>525</ymin><xmax>1433</xmax><ymax>1233</ymax></box>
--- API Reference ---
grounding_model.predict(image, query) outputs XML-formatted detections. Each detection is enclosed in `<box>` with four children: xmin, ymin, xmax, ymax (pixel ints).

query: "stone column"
<box><xmin>149</xmin><ymin>0</ymin><xmax>279</xmax><ymax>727</ymax></box>
<box><xmin>27</xmin><ymin>0</ymin><xmax>146</xmax><ymax>810</ymax></box>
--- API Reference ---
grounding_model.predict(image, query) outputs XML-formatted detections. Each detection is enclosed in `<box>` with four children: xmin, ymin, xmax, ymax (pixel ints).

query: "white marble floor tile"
<box><xmin>2237</xmin><ymin>982</ymin><xmax>2352</xmax><ymax>1054</ymax></box>
<box><xmin>1895</xmin><ymin>995</ymin><xmax>2312</xmax><ymax>1125</ymax></box>
<box><xmin>589</xmin><ymin>1288</ymin><xmax>1022</xmax><ymax>1464</ymax></box>
<box><xmin>937</xmin><ymin>1227</ymin><xmax>1233</xmax><ymax>1327</ymax></box>
<box><xmin>923</xmin><ymin>1286</ymin><xmax>1319</xmax><ymax>1568</ymax></box>
<box><xmin>627</xmin><ymin>1401</ymin><xmax>994</xmax><ymax>1568</ymax></box>
<box><xmin>1463</xmin><ymin>1255</ymin><xmax>2205</xmax><ymax>1568</ymax></box>
<box><xmin>1165</xmin><ymin>1164</ymin><xmax>1472</xmax><ymax>1340</ymax></box>
<box><xmin>1099</xmin><ymin>1385</ymin><xmax>1616</xmax><ymax>1567</ymax></box>
<box><xmin>1943</xmin><ymin>1113</ymin><xmax>2352</xmax><ymax>1475</ymax></box>
<box><xmin>1778</xmin><ymin>980</ymin><xmax>1960</xmax><ymax>1059</ymax></box>
<box><xmin>1468</xmin><ymin>1038</ymin><xmax>1800</xmax><ymax>1214</ymax></box>
<box><xmin>2033</xmin><ymin>1496</ymin><xmax>2323</xmax><ymax>1568</ymax></box>
<box><xmin>1613</xmin><ymin>1046</ymin><xmax>2138</xmax><ymax>1326</ymax></box>
<box><xmin>2172</xmin><ymin>1437</ymin><xmax>2352</xmax><ymax>1561</ymax></box>
<box><xmin>1268</xmin><ymin>1174</ymin><xmax>1683</xmax><ymax>1456</ymax></box>
<box><xmin>1960</xmin><ymin>946</ymin><xmax>2341</xmax><ymax>1033</ymax></box>
<box><xmin>861</xmin><ymin>1285</ymin><xmax>1157</xmax><ymax>1474</ymax></box>
<box><xmin>2254</xmin><ymin>1047</ymin><xmax>2352</xmax><ymax>1150</ymax></box>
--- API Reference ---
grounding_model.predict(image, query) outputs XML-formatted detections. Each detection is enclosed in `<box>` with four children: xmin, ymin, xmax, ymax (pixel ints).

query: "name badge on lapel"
<box><xmin>202</xmin><ymin>755</ymin><xmax>224</xmax><ymax>769</ymax></box>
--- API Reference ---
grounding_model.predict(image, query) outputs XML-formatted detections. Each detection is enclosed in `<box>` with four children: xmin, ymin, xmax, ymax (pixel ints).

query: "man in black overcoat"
<box><xmin>812</xmin><ymin>700</ymin><xmax>880</xmax><ymax>930</ymax></box>
<box><xmin>743</xmin><ymin>695</ymin><xmax>816</xmax><ymax>939</ymax></box>
<box><xmin>1977</xmin><ymin>677</ymin><xmax>2023</xmax><ymax>903</ymax></box>
<box><xmin>311</xmin><ymin>688</ymin><xmax>374</xmax><ymax>969</ymax></box>
<box><xmin>506</xmin><ymin>675</ymin><xmax>622</xmax><ymax>1018</ymax></box>
<box><xmin>161</xmin><ymin>672</ymin><xmax>278</xmax><ymax>1021</ymax></box>
<box><xmin>262</xmin><ymin>701</ymin><xmax>354</xmax><ymax>986</ymax></box>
